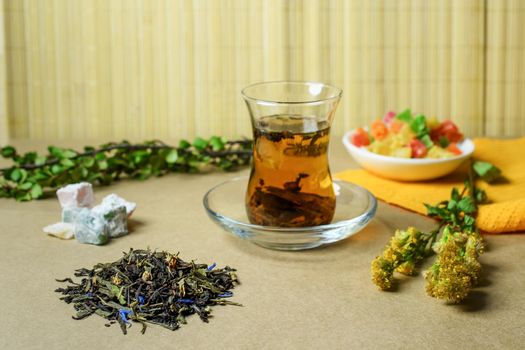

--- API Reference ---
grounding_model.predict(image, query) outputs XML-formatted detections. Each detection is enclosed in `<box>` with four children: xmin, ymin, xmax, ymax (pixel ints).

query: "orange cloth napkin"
<box><xmin>336</xmin><ymin>138</ymin><xmax>525</xmax><ymax>234</ymax></box>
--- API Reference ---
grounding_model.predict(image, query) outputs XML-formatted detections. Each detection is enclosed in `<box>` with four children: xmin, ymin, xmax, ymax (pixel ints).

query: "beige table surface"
<box><xmin>0</xmin><ymin>139</ymin><xmax>524</xmax><ymax>350</ymax></box>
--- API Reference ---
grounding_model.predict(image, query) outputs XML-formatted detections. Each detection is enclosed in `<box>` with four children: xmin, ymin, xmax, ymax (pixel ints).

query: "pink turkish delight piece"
<box><xmin>56</xmin><ymin>182</ymin><xmax>95</xmax><ymax>208</ymax></box>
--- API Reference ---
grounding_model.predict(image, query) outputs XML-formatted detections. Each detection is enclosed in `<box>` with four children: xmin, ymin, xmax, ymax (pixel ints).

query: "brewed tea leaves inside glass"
<box><xmin>246</xmin><ymin>115</ymin><xmax>336</xmax><ymax>227</ymax></box>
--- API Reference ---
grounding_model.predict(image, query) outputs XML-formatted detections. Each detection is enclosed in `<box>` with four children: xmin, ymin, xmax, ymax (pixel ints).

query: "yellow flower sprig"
<box><xmin>371</xmin><ymin>159</ymin><xmax>500</xmax><ymax>303</ymax></box>
<box><xmin>371</xmin><ymin>227</ymin><xmax>437</xmax><ymax>290</ymax></box>
<box><xmin>425</xmin><ymin>227</ymin><xmax>484</xmax><ymax>303</ymax></box>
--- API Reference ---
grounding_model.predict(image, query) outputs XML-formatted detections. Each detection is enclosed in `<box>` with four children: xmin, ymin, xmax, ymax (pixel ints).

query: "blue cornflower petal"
<box><xmin>217</xmin><ymin>291</ymin><xmax>233</xmax><ymax>298</ymax></box>
<box><xmin>138</xmin><ymin>295</ymin><xmax>145</xmax><ymax>305</ymax></box>
<box><xmin>119</xmin><ymin>309</ymin><xmax>133</xmax><ymax>324</ymax></box>
<box><xmin>177</xmin><ymin>298</ymin><xmax>194</xmax><ymax>304</ymax></box>
<box><xmin>207</xmin><ymin>263</ymin><xmax>217</xmax><ymax>271</ymax></box>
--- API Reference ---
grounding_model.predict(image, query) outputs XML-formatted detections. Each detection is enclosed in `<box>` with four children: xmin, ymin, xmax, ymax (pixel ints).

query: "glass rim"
<box><xmin>241</xmin><ymin>80</ymin><xmax>343</xmax><ymax>105</ymax></box>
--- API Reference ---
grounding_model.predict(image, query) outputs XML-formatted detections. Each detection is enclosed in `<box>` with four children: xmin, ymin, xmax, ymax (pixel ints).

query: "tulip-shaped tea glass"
<box><xmin>242</xmin><ymin>81</ymin><xmax>342</xmax><ymax>227</ymax></box>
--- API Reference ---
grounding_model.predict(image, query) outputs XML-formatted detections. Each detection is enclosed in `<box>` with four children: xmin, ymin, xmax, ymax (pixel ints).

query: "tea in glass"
<box><xmin>242</xmin><ymin>82</ymin><xmax>342</xmax><ymax>227</ymax></box>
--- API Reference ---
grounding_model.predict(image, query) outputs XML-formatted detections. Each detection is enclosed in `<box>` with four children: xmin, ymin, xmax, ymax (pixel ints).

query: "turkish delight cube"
<box><xmin>43</xmin><ymin>222</ymin><xmax>75</xmax><ymax>240</ymax></box>
<box><xmin>101</xmin><ymin>194</ymin><xmax>136</xmax><ymax>216</ymax></box>
<box><xmin>92</xmin><ymin>204</ymin><xmax>128</xmax><ymax>238</ymax></box>
<box><xmin>74</xmin><ymin>209</ymin><xmax>109</xmax><ymax>245</ymax></box>
<box><xmin>56</xmin><ymin>182</ymin><xmax>95</xmax><ymax>208</ymax></box>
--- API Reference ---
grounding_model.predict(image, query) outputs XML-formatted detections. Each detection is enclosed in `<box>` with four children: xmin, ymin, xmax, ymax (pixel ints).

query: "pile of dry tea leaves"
<box><xmin>55</xmin><ymin>248</ymin><xmax>240</xmax><ymax>334</ymax></box>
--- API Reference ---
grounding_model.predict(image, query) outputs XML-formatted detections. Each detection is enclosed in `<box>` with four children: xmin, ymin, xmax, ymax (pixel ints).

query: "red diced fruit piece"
<box><xmin>370</xmin><ymin>119</ymin><xmax>389</xmax><ymax>140</ymax></box>
<box><xmin>447</xmin><ymin>142</ymin><xmax>462</xmax><ymax>155</ymax></box>
<box><xmin>410</xmin><ymin>139</ymin><xmax>428</xmax><ymax>158</ymax></box>
<box><xmin>382</xmin><ymin>111</ymin><xmax>396</xmax><ymax>125</ymax></box>
<box><xmin>430</xmin><ymin>120</ymin><xmax>463</xmax><ymax>143</ymax></box>
<box><xmin>351</xmin><ymin>128</ymin><xmax>370</xmax><ymax>147</ymax></box>
<box><xmin>389</xmin><ymin>119</ymin><xmax>404</xmax><ymax>134</ymax></box>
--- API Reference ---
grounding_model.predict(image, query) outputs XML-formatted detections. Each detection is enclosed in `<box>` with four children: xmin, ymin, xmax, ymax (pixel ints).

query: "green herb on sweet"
<box><xmin>409</xmin><ymin>114</ymin><xmax>429</xmax><ymax>137</ymax></box>
<box><xmin>395</xmin><ymin>109</ymin><xmax>413</xmax><ymax>123</ymax></box>
<box><xmin>0</xmin><ymin>138</ymin><xmax>253</xmax><ymax>201</ymax></box>
<box><xmin>371</xmin><ymin>160</ymin><xmax>501</xmax><ymax>303</ymax></box>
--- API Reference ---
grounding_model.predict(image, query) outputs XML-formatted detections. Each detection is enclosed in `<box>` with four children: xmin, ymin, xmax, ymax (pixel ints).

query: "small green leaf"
<box><xmin>165</xmin><ymin>150</ymin><xmax>179</xmax><ymax>164</ymax></box>
<box><xmin>450</xmin><ymin>188</ymin><xmax>460</xmax><ymax>201</ymax></box>
<box><xmin>15</xmin><ymin>192</ymin><xmax>32</xmax><ymax>201</ymax></box>
<box><xmin>463</xmin><ymin>214</ymin><xmax>475</xmax><ymax>227</ymax></box>
<box><xmin>62</xmin><ymin>149</ymin><xmax>77</xmax><ymax>158</ymax></box>
<box><xmin>179</xmin><ymin>140</ymin><xmax>191</xmax><ymax>149</ymax></box>
<box><xmin>95</xmin><ymin>153</ymin><xmax>106</xmax><ymax>161</ymax></box>
<box><xmin>35</xmin><ymin>155</ymin><xmax>47</xmax><ymax>166</ymax></box>
<box><xmin>98</xmin><ymin>160</ymin><xmax>108</xmax><ymax>170</ymax></box>
<box><xmin>219</xmin><ymin>159</ymin><xmax>233</xmax><ymax>170</ymax></box>
<box><xmin>82</xmin><ymin>157</ymin><xmax>95</xmax><ymax>167</ymax></box>
<box><xmin>19</xmin><ymin>182</ymin><xmax>33</xmax><ymax>190</ymax></box>
<box><xmin>475</xmin><ymin>188</ymin><xmax>487</xmax><ymax>203</ymax></box>
<box><xmin>424</xmin><ymin>203</ymin><xmax>447</xmax><ymax>218</ymax></box>
<box><xmin>48</xmin><ymin>146</ymin><xmax>63</xmax><ymax>158</ymax></box>
<box><xmin>51</xmin><ymin>164</ymin><xmax>63</xmax><ymax>174</ymax></box>
<box><xmin>457</xmin><ymin>197</ymin><xmax>476</xmax><ymax>214</ymax></box>
<box><xmin>210</xmin><ymin>136</ymin><xmax>225</xmax><ymax>151</ymax></box>
<box><xmin>30</xmin><ymin>184</ymin><xmax>43</xmax><ymax>199</ymax></box>
<box><xmin>21</xmin><ymin>152</ymin><xmax>37</xmax><ymax>164</ymax></box>
<box><xmin>473</xmin><ymin>161</ymin><xmax>501</xmax><ymax>183</ymax></box>
<box><xmin>193</xmin><ymin>137</ymin><xmax>208</xmax><ymax>150</ymax></box>
<box><xmin>10</xmin><ymin>169</ymin><xmax>22</xmax><ymax>182</ymax></box>
<box><xmin>33</xmin><ymin>170</ymin><xmax>50</xmax><ymax>181</ymax></box>
<box><xmin>1</xmin><ymin>146</ymin><xmax>16</xmax><ymax>158</ymax></box>
<box><xmin>60</xmin><ymin>158</ymin><xmax>75</xmax><ymax>168</ymax></box>
<box><xmin>19</xmin><ymin>169</ymin><xmax>28</xmax><ymax>183</ymax></box>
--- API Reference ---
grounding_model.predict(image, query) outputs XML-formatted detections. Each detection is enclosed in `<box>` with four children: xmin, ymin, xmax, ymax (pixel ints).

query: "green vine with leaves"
<box><xmin>0</xmin><ymin>137</ymin><xmax>252</xmax><ymax>201</ymax></box>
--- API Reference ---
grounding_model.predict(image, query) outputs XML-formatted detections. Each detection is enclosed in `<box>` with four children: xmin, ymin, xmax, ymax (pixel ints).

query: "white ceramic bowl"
<box><xmin>342</xmin><ymin>130</ymin><xmax>475</xmax><ymax>181</ymax></box>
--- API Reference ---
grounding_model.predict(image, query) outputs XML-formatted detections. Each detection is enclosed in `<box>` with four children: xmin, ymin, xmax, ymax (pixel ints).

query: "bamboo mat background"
<box><xmin>1</xmin><ymin>0</ymin><xmax>524</xmax><ymax>145</ymax></box>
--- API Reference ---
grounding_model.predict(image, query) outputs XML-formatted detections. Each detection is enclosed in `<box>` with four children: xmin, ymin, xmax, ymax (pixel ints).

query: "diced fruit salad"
<box><xmin>350</xmin><ymin>109</ymin><xmax>464</xmax><ymax>159</ymax></box>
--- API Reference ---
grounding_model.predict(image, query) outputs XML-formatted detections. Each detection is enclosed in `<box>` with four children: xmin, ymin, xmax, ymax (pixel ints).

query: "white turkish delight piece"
<box><xmin>92</xmin><ymin>204</ymin><xmax>128</xmax><ymax>238</ymax></box>
<box><xmin>62</xmin><ymin>207</ymin><xmax>87</xmax><ymax>223</ymax></box>
<box><xmin>74</xmin><ymin>209</ymin><xmax>109</xmax><ymax>245</ymax></box>
<box><xmin>56</xmin><ymin>182</ymin><xmax>95</xmax><ymax>208</ymax></box>
<box><xmin>43</xmin><ymin>222</ymin><xmax>75</xmax><ymax>240</ymax></box>
<box><xmin>101</xmin><ymin>194</ymin><xmax>136</xmax><ymax>216</ymax></box>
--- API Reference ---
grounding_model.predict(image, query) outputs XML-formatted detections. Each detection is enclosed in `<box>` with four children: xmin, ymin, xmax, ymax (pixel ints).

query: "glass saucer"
<box><xmin>202</xmin><ymin>176</ymin><xmax>377</xmax><ymax>250</ymax></box>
